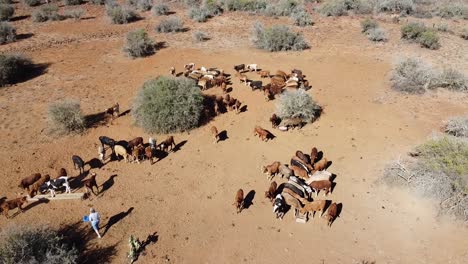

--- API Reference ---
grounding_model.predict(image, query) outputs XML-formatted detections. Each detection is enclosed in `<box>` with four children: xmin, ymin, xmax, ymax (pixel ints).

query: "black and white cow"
<box><xmin>40</xmin><ymin>176</ymin><xmax>71</xmax><ymax>197</ymax></box>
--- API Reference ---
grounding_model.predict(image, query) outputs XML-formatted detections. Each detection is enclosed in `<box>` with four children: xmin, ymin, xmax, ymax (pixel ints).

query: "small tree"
<box><xmin>123</xmin><ymin>29</ymin><xmax>155</xmax><ymax>58</ymax></box>
<box><xmin>132</xmin><ymin>76</ymin><xmax>204</xmax><ymax>133</ymax></box>
<box><xmin>128</xmin><ymin>0</ymin><xmax>152</xmax><ymax>11</ymax></box>
<box><xmin>390</xmin><ymin>57</ymin><xmax>435</xmax><ymax>93</ymax></box>
<box><xmin>155</xmin><ymin>16</ymin><xmax>184</xmax><ymax>33</ymax></box>
<box><xmin>0</xmin><ymin>54</ymin><xmax>32</xmax><ymax>86</ymax></box>
<box><xmin>32</xmin><ymin>5</ymin><xmax>61</xmax><ymax>22</ymax></box>
<box><xmin>0</xmin><ymin>22</ymin><xmax>15</xmax><ymax>44</ymax></box>
<box><xmin>0</xmin><ymin>4</ymin><xmax>14</xmax><ymax>21</ymax></box>
<box><xmin>291</xmin><ymin>10</ymin><xmax>313</xmax><ymax>27</ymax></box>
<box><xmin>152</xmin><ymin>3</ymin><xmax>169</xmax><ymax>16</ymax></box>
<box><xmin>0</xmin><ymin>225</ymin><xmax>79</xmax><ymax>263</ymax></box>
<box><xmin>188</xmin><ymin>6</ymin><xmax>210</xmax><ymax>22</ymax></box>
<box><xmin>106</xmin><ymin>3</ymin><xmax>139</xmax><ymax>24</ymax></box>
<box><xmin>417</xmin><ymin>30</ymin><xmax>440</xmax><ymax>50</ymax></box>
<box><xmin>276</xmin><ymin>89</ymin><xmax>321</xmax><ymax>123</ymax></box>
<box><xmin>252</xmin><ymin>22</ymin><xmax>308</xmax><ymax>52</ymax></box>
<box><xmin>48</xmin><ymin>99</ymin><xmax>85</xmax><ymax>135</ymax></box>
<box><xmin>366</xmin><ymin>27</ymin><xmax>387</xmax><ymax>42</ymax></box>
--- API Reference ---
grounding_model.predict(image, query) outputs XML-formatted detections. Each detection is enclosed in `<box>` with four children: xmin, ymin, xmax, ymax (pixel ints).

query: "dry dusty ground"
<box><xmin>0</xmin><ymin>2</ymin><xmax>468</xmax><ymax>264</ymax></box>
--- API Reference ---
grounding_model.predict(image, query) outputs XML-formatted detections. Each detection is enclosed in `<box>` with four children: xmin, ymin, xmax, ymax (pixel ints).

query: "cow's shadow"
<box><xmin>99</xmin><ymin>174</ymin><xmax>118</xmax><ymax>196</ymax></box>
<box><xmin>243</xmin><ymin>190</ymin><xmax>255</xmax><ymax>209</ymax></box>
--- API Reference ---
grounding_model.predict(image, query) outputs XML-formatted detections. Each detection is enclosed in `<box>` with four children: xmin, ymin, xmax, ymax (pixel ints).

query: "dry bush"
<box><xmin>0</xmin><ymin>54</ymin><xmax>32</xmax><ymax>87</ymax></box>
<box><xmin>221</xmin><ymin>0</ymin><xmax>267</xmax><ymax>12</ymax></box>
<box><xmin>417</xmin><ymin>30</ymin><xmax>440</xmax><ymax>49</ymax></box>
<box><xmin>436</xmin><ymin>2</ymin><xmax>468</xmax><ymax>19</ymax></box>
<box><xmin>192</xmin><ymin>30</ymin><xmax>208</xmax><ymax>42</ymax></box>
<box><xmin>105</xmin><ymin>3</ymin><xmax>139</xmax><ymax>24</ymax></box>
<box><xmin>436</xmin><ymin>23</ymin><xmax>449</xmax><ymax>32</ymax></box>
<box><xmin>0</xmin><ymin>4</ymin><xmax>14</xmax><ymax>21</ymax></box>
<box><xmin>318</xmin><ymin>0</ymin><xmax>373</xmax><ymax>16</ymax></box>
<box><xmin>382</xmin><ymin>136</ymin><xmax>468</xmax><ymax>220</ymax></box>
<box><xmin>366</xmin><ymin>27</ymin><xmax>387</xmax><ymax>41</ymax></box>
<box><xmin>252</xmin><ymin>21</ymin><xmax>309</xmax><ymax>51</ymax></box>
<box><xmin>0</xmin><ymin>22</ymin><xmax>15</xmax><ymax>45</ymax></box>
<box><xmin>128</xmin><ymin>0</ymin><xmax>153</xmax><ymax>11</ymax></box>
<box><xmin>436</xmin><ymin>68</ymin><xmax>467</xmax><ymax>92</ymax></box>
<box><xmin>132</xmin><ymin>76</ymin><xmax>204</xmax><ymax>133</ymax></box>
<box><xmin>376</xmin><ymin>0</ymin><xmax>415</xmax><ymax>14</ymax></box>
<box><xmin>264</xmin><ymin>0</ymin><xmax>304</xmax><ymax>17</ymax></box>
<box><xmin>32</xmin><ymin>5</ymin><xmax>62</xmax><ymax>22</ymax></box>
<box><xmin>401</xmin><ymin>22</ymin><xmax>440</xmax><ymax>49</ymax></box>
<box><xmin>63</xmin><ymin>8</ymin><xmax>85</xmax><ymax>20</ymax></box>
<box><xmin>291</xmin><ymin>10</ymin><xmax>313</xmax><ymax>26</ymax></box>
<box><xmin>0</xmin><ymin>225</ymin><xmax>79</xmax><ymax>264</ymax></box>
<box><xmin>188</xmin><ymin>6</ymin><xmax>210</xmax><ymax>22</ymax></box>
<box><xmin>390</xmin><ymin>57</ymin><xmax>435</xmax><ymax>93</ymax></box>
<box><xmin>23</xmin><ymin>0</ymin><xmax>41</xmax><ymax>7</ymax></box>
<box><xmin>276</xmin><ymin>89</ymin><xmax>322</xmax><ymax>123</ymax></box>
<box><xmin>461</xmin><ymin>27</ymin><xmax>468</xmax><ymax>40</ymax></box>
<box><xmin>152</xmin><ymin>3</ymin><xmax>169</xmax><ymax>16</ymax></box>
<box><xmin>123</xmin><ymin>29</ymin><xmax>155</xmax><ymax>58</ymax></box>
<box><xmin>47</xmin><ymin>99</ymin><xmax>85</xmax><ymax>135</ymax></box>
<box><xmin>361</xmin><ymin>18</ymin><xmax>378</xmax><ymax>33</ymax></box>
<box><xmin>445</xmin><ymin>116</ymin><xmax>468</xmax><ymax>138</ymax></box>
<box><xmin>155</xmin><ymin>16</ymin><xmax>184</xmax><ymax>33</ymax></box>
<box><xmin>63</xmin><ymin>0</ymin><xmax>83</xmax><ymax>6</ymax></box>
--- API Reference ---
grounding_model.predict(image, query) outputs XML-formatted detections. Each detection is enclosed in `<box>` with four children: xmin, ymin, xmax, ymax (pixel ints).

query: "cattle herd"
<box><xmin>2</xmin><ymin>62</ymin><xmax>340</xmax><ymax>227</ymax></box>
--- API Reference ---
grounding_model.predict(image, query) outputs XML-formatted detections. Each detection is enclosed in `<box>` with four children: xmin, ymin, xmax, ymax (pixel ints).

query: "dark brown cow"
<box><xmin>18</xmin><ymin>173</ymin><xmax>41</xmax><ymax>191</ymax></box>
<box><xmin>1</xmin><ymin>197</ymin><xmax>28</xmax><ymax>218</ymax></box>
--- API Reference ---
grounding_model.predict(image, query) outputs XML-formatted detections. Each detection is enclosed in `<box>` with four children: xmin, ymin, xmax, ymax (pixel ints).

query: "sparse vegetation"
<box><xmin>23</xmin><ymin>0</ymin><xmax>41</xmax><ymax>7</ymax></box>
<box><xmin>128</xmin><ymin>0</ymin><xmax>153</xmax><ymax>11</ymax></box>
<box><xmin>445</xmin><ymin>116</ymin><xmax>468</xmax><ymax>138</ymax></box>
<box><xmin>188</xmin><ymin>6</ymin><xmax>210</xmax><ymax>22</ymax></box>
<box><xmin>123</xmin><ymin>29</ymin><xmax>155</xmax><ymax>58</ymax></box>
<box><xmin>401</xmin><ymin>22</ymin><xmax>440</xmax><ymax>49</ymax></box>
<box><xmin>0</xmin><ymin>54</ymin><xmax>32</xmax><ymax>87</ymax></box>
<box><xmin>417</xmin><ymin>30</ymin><xmax>440</xmax><ymax>49</ymax></box>
<box><xmin>0</xmin><ymin>225</ymin><xmax>79</xmax><ymax>264</ymax></box>
<box><xmin>155</xmin><ymin>16</ymin><xmax>184</xmax><ymax>33</ymax></box>
<box><xmin>203</xmin><ymin>0</ymin><xmax>223</xmax><ymax>16</ymax></box>
<box><xmin>264</xmin><ymin>0</ymin><xmax>304</xmax><ymax>17</ymax></box>
<box><xmin>436</xmin><ymin>3</ymin><xmax>468</xmax><ymax>19</ymax></box>
<box><xmin>252</xmin><ymin>21</ymin><xmax>309</xmax><ymax>52</ymax></box>
<box><xmin>382</xmin><ymin>136</ymin><xmax>468</xmax><ymax>220</ymax></box>
<box><xmin>132</xmin><ymin>76</ymin><xmax>205</xmax><ymax>133</ymax></box>
<box><xmin>106</xmin><ymin>3</ymin><xmax>139</xmax><ymax>24</ymax></box>
<box><xmin>63</xmin><ymin>8</ymin><xmax>85</xmax><ymax>20</ymax></box>
<box><xmin>436</xmin><ymin>68</ymin><xmax>467</xmax><ymax>92</ymax></box>
<box><xmin>63</xmin><ymin>0</ymin><xmax>83</xmax><ymax>6</ymax></box>
<box><xmin>376</xmin><ymin>0</ymin><xmax>415</xmax><ymax>14</ymax></box>
<box><xmin>152</xmin><ymin>3</ymin><xmax>169</xmax><ymax>16</ymax></box>
<box><xmin>48</xmin><ymin>99</ymin><xmax>86</xmax><ymax>135</ymax></box>
<box><xmin>291</xmin><ymin>10</ymin><xmax>313</xmax><ymax>27</ymax></box>
<box><xmin>221</xmin><ymin>0</ymin><xmax>267</xmax><ymax>12</ymax></box>
<box><xmin>276</xmin><ymin>89</ymin><xmax>322</xmax><ymax>123</ymax></box>
<box><xmin>32</xmin><ymin>5</ymin><xmax>61</xmax><ymax>22</ymax></box>
<box><xmin>436</xmin><ymin>23</ymin><xmax>449</xmax><ymax>32</ymax></box>
<box><xmin>361</xmin><ymin>18</ymin><xmax>378</xmax><ymax>33</ymax></box>
<box><xmin>366</xmin><ymin>27</ymin><xmax>387</xmax><ymax>42</ymax></box>
<box><xmin>0</xmin><ymin>0</ymin><xmax>12</xmax><ymax>4</ymax></box>
<box><xmin>390</xmin><ymin>57</ymin><xmax>435</xmax><ymax>93</ymax></box>
<box><xmin>0</xmin><ymin>4</ymin><xmax>14</xmax><ymax>21</ymax></box>
<box><xmin>0</xmin><ymin>22</ymin><xmax>15</xmax><ymax>45</ymax></box>
<box><xmin>192</xmin><ymin>30</ymin><xmax>208</xmax><ymax>42</ymax></box>
<box><xmin>318</xmin><ymin>0</ymin><xmax>373</xmax><ymax>16</ymax></box>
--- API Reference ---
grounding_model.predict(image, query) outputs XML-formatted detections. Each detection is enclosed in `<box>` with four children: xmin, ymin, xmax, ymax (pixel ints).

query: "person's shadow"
<box><xmin>102</xmin><ymin>207</ymin><xmax>134</xmax><ymax>237</ymax></box>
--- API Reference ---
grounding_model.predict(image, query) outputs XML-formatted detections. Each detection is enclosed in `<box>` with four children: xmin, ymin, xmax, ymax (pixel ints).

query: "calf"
<box><xmin>83</xmin><ymin>173</ymin><xmax>99</xmax><ymax>196</ymax></box>
<box><xmin>128</xmin><ymin>137</ymin><xmax>144</xmax><ymax>150</ymax></box>
<box><xmin>233</xmin><ymin>189</ymin><xmax>244</xmax><ymax>214</ymax></box>
<box><xmin>144</xmin><ymin>146</ymin><xmax>155</xmax><ymax>164</ymax></box>
<box><xmin>114</xmin><ymin>145</ymin><xmax>129</xmax><ymax>162</ymax></box>
<box><xmin>159</xmin><ymin>136</ymin><xmax>176</xmax><ymax>152</ymax></box>
<box><xmin>72</xmin><ymin>155</ymin><xmax>85</xmax><ymax>175</ymax></box>
<box><xmin>258</xmin><ymin>70</ymin><xmax>270</xmax><ymax>78</ymax></box>
<box><xmin>265</xmin><ymin>181</ymin><xmax>277</xmax><ymax>202</ymax></box>
<box><xmin>313</xmin><ymin>158</ymin><xmax>328</xmax><ymax>171</ymax></box>
<box><xmin>253</xmin><ymin>126</ymin><xmax>273</xmax><ymax>142</ymax></box>
<box><xmin>299</xmin><ymin>200</ymin><xmax>327</xmax><ymax>218</ymax></box>
<box><xmin>28</xmin><ymin>174</ymin><xmax>51</xmax><ymax>197</ymax></box>
<box><xmin>99</xmin><ymin>136</ymin><xmax>116</xmax><ymax>153</ymax></box>
<box><xmin>246</xmin><ymin>64</ymin><xmax>257</xmax><ymax>72</ymax></box>
<box><xmin>310</xmin><ymin>180</ymin><xmax>332</xmax><ymax>197</ymax></box>
<box><xmin>325</xmin><ymin>202</ymin><xmax>338</xmax><ymax>227</ymax></box>
<box><xmin>184</xmin><ymin>63</ymin><xmax>195</xmax><ymax>71</ymax></box>
<box><xmin>262</xmin><ymin>161</ymin><xmax>281</xmax><ymax>180</ymax></box>
<box><xmin>273</xmin><ymin>194</ymin><xmax>286</xmax><ymax>219</ymax></box>
<box><xmin>131</xmin><ymin>145</ymin><xmax>144</xmax><ymax>164</ymax></box>
<box><xmin>310</xmin><ymin>147</ymin><xmax>318</xmax><ymax>163</ymax></box>
<box><xmin>263</xmin><ymin>86</ymin><xmax>274</xmax><ymax>101</ymax></box>
<box><xmin>211</xmin><ymin>126</ymin><xmax>219</xmax><ymax>143</ymax></box>
<box><xmin>269</xmin><ymin>114</ymin><xmax>281</xmax><ymax>128</ymax></box>
<box><xmin>18</xmin><ymin>173</ymin><xmax>41</xmax><ymax>191</ymax></box>
<box><xmin>1</xmin><ymin>197</ymin><xmax>28</xmax><ymax>218</ymax></box>
<box><xmin>234</xmin><ymin>64</ymin><xmax>245</xmax><ymax>72</ymax></box>
<box><xmin>104</xmin><ymin>103</ymin><xmax>119</xmax><ymax>119</ymax></box>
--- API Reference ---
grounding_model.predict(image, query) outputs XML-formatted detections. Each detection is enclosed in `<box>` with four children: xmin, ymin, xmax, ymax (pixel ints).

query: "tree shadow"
<box><xmin>69</xmin><ymin>170</ymin><xmax>90</xmax><ymax>189</ymax></box>
<box><xmin>16</xmin><ymin>33</ymin><xmax>34</xmax><ymax>41</ymax></box>
<box><xmin>173</xmin><ymin>140</ymin><xmax>187</xmax><ymax>152</ymax></box>
<box><xmin>99</xmin><ymin>174</ymin><xmax>117</xmax><ymax>195</ymax></box>
<box><xmin>243</xmin><ymin>190</ymin><xmax>255</xmax><ymax>209</ymax></box>
<box><xmin>134</xmin><ymin>232</ymin><xmax>159</xmax><ymax>262</ymax></box>
<box><xmin>155</xmin><ymin>41</ymin><xmax>167</xmax><ymax>50</ymax></box>
<box><xmin>23</xmin><ymin>198</ymin><xmax>49</xmax><ymax>213</ymax></box>
<box><xmin>15</xmin><ymin>63</ymin><xmax>50</xmax><ymax>85</ymax></box>
<box><xmin>87</xmin><ymin>158</ymin><xmax>104</xmax><ymax>170</ymax></box>
<box><xmin>84</xmin><ymin>112</ymin><xmax>108</xmax><ymax>128</ymax></box>
<box><xmin>10</xmin><ymin>15</ymin><xmax>30</xmax><ymax>22</ymax></box>
<box><xmin>218</xmin><ymin>130</ymin><xmax>228</xmax><ymax>142</ymax></box>
<box><xmin>58</xmin><ymin>221</ymin><xmax>118</xmax><ymax>263</ymax></box>
<box><xmin>102</xmin><ymin>207</ymin><xmax>134</xmax><ymax>237</ymax></box>
<box><xmin>120</xmin><ymin>109</ymin><xmax>131</xmax><ymax>117</ymax></box>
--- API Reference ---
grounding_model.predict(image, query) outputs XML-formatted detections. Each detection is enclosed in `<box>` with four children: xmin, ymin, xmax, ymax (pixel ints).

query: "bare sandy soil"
<box><xmin>1</xmin><ymin>2</ymin><xmax>467</xmax><ymax>264</ymax></box>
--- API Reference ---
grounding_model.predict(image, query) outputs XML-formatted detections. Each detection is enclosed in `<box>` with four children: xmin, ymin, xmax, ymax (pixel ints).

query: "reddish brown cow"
<box><xmin>290</xmin><ymin>165</ymin><xmax>309</xmax><ymax>180</ymax></box>
<box><xmin>233</xmin><ymin>189</ymin><xmax>244</xmax><ymax>214</ymax></box>
<box><xmin>313</xmin><ymin>158</ymin><xmax>328</xmax><ymax>171</ymax></box>
<box><xmin>128</xmin><ymin>137</ymin><xmax>144</xmax><ymax>150</ymax></box>
<box><xmin>159</xmin><ymin>136</ymin><xmax>176</xmax><ymax>152</ymax></box>
<box><xmin>145</xmin><ymin>146</ymin><xmax>155</xmax><ymax>164</ymax></box>
<box><xmin>262</xmin><ymin>161</ymin><xmax>281</xmax><ymax>180</ymax></box>
<box><xmin>325</xmin><ymin>202</ymin><xmax>338</xmax><ymax>227</ymax></box>
<box><xmin>269</xmin><ymin>114</ymin><xmax>281</xmax><ymax>128</ymax></box>
<box><xmin>310</xmin><ymin>180</ymin><xmax>332</xmax><ymax>197</ymax></box>
<box><xmin>57</xmin><ymin>168</ymin><xmax>67</xmax><ymax>178</ymax></box>
<box><xmin>310</xmin><ymin>147</ymin><xmax>318</xmax><ymax>163</ymax></box>
<box><xmin>253</xmin><ymin>126</ymin><xmax>273</xmax><ymax>142</ymax></box>
<box><xmin>1</xmin><ymin>197</ymin><xmax>28</xmax><ymax>218</ymax></box>
<box><xmin>211</xmin><ymin>126</ymin><xmax>219</xmax><ymax>143</ymax></box>
<box><xmin>83</xmin><ymin>173</ymin><xmax>99</xmax><ymax>196</ymax></box>
<box><xmin>28</xmin><ymin>174</ymin><xmax>51</xmax><ymax>198</ymax></box>
<box><xmin>18</xmin><ymin>173</ymin><xmax>41</xmax><ymax>191</ymax></box>
<box><xmin>265</xmin><ymin>181</ymin><xmax>277</xmax><ymax>202</ymax></box>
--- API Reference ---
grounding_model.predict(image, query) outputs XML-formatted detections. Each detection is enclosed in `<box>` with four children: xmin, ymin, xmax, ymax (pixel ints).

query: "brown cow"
<box><xmin>18</xmin><ymin>173</ymin><xmax>41</xmax><ymax>191</ymax></box>
<box><xmin>299</xmin><ymin>200</ymin><xmax>327</xmax><ymax>218</ymax></box>
<box><xmin>145</xmin><ymin>146</ymin><xmax>155</xmax><ymax>164</ymax></box>
<box><xmin>262</xmin><ymin>161</ymin><xmax>281</xmax><ymax>180</ymax></box>
<box><xmin>325</xmin><ymin>202</ymin><xmax>338</xmax><ymax>227</ymax></box>
<box><xmin>211</xmin><ymin>126</ymin><xmax>219</xmax><ymax>143</ymax></box>
<box><xmin>265</xmin><ymin>181</ymin><xmax>277</xmax><ymax>202</ymax></box>
<box><xmin>28</xmin><ymin>174</ymin><xmax>51</xmax><ymax>198</ymax></box>
<box><xmin>57</xmin><ymin>168</ymin><xmax>67</xmax><ymax>178</ymax></box>
<box><xmin>258</xmin><ymin>70</ymin><xmax>270</xmax><ymax>78</ymax></box>
<box><xmin>253</xmin><ymin>126</ymin><xmax>273</xmax><ymax>142</ymax></box>
<box><xmin>313</xmin><ymin>158</ymin><xmax>328</xmax><ymax>171</ymax></box>
<box><xmin>233</xmin><ymin>189</ymin><xmax>244</xmax><ymax>214</ymax></box>
<box><xmin>128</xmin><ymin>137</ymin><xmax>144</xmax><ymax>150</ymax></box>
<box><xmin>269</xmin><ymin>114</ymin><xmax>281</xmax><ymax>128</ymax></box>
<box><xmin>131</xmin><ymin>145</ymin><xmax>144</xmax><ymax>164</ymax></box>
<box><xmin>310</xmin><ymin>180</ymin><xmax>332</xmax><ymax>197</ymax></box>
<box><xmin>1</xmin><ymin>196</ymin><xmax>28</xmax><ymax>218</ymax></box>
<box><xmin>83</xmin><ymin>173</ymin><xmax>99</xmax><ymax>196</ymax></box>
<box><xmin>290</xmin><ymin>165</ymin><xmax>309</xmax><ymax>180</ymax></box>
<box><xmin>159</xmin><ymin>136</ymin><xmax>176</xmax><ymax>152</ymax></box>
<box><xmin>296</xmin><ymin>150</ymin><xmax>311</xmax><ymax>165</ymax></box>
<box><xmin>310</xmin><ymin>147</ymin><xmax>318</xmax><ymax>163</ymax></box>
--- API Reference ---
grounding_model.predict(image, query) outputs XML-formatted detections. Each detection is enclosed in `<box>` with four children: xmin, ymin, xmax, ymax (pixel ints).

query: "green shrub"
<box><xmin>437</xmin><ymin>3</ymin><xmax>468</xmax><ymax>19</ymax></box>
<box><xmin>291</xmin><ymin>10</ymin><xmax>313</xmax><ymax>27</ymax></box>
<box><xmin>390</xmin><ymin>57</ymin><xmax>435</xmax><ymax>93</ymax></box>
<box><xmin>48</xmin><ymin>99</ymin><xmax>85</xmax><ymax>135</ymax></box>
<box><xmin>106</xmin><ymin>3</ymin><xmax>139</xmax><ymax>24</ymax></box>
<box><xmin>221</xmin><ymin>0</ymin><xmax>267</xmax><ymax>12</ymax></box>
<box><xmin>436</xmin><ymin>68</ymin><xmax>467</xmax><ymax>92</ymax></box>
<box><xmin>155</xmin><ymin>16</ymin><xmax>184</xmax><ymax>33</ymax></box>
<box><xmin>460</xmin><ymin>27</ymin><xmax>468</xmax><ymax>40</ymax></box>
<box><xmin>0</xmin><ymin>4</ymin><xmax>14</xmax><ymax>21</ymax></box>
<box><xmin>445</xmin><ymin>116</ymin><xmax>468</xmax><ymax>138</ymax></box>
<box><xmin>382</xmin><ymin>136</ymin><xmax>468</xmax><ymax>220</ymax></box>
<box><xmin>0</xmin><ymin>54</ymin><xmax>32</xmax><ymax>86</ymax></box>
<box><xmin>417</xmin><ymin>30</ymin><xmax>440</xmax><ymax>49</ymax></box>
<box><xmin>361</xmin><ymin>18</ymin><xmax>378</xmax><ymax>33</ymax></box>
<box><xmin>128</xmin><ymin>0</ymin><xmax>153</xmax><ymax>11</ymax></box>
<box><xmin>63</xmin><ymin>0</ymin><xmax>83</xmax><ymax>6</ymax></box>
<box><xmin>132</xmin><ymin>76</ymin><xmax>205</xmax><ymax>133</ymax></box>
<box><xmin>63</xmin><ymin>8</ymin><xmax>85</xmax><ymax>20</ymax></box>
<box><xmin>0</xmin><ymin>22</ymin><xmax>15</xmax><ymax>44</ymax></box>
<box><xmin>23</xmin><ymin>0</ymin><xmax>41</xmax><ymax>7</ymax></box>
<box><xmin>152</xmin><ymin>3</ymin><xmax>169</xmax><ymax>16</ymax></box>
<box><xmin>0</xmin><ymin>225</ymin><xmax>78</xmax><ymax>264</ymax></box>
<box><xmin>366</xmin><ymin>27</ymin><xmax>387</xmax><ymax>42</ymax></box>
<box><xmin>32</xmin><ymin>5</ymin><xmax>61</xmax><ymax>22</ymax></box>
<box><xmin>401</xmin><ymin>22</ymin><xmax>426</xmax><ymax>40</ymax></box>
<box><xmin>276</xmin><ymin>89</ymin><xmax>321</xmax><ymax>123</ymax></box>
<box><xmin>188</xmin><ymin>7</ymin><xmax>210</xmax><ymax>22</ymax></box>
<box><xmin>123</xmin><ymin>29</ymin><xmax>154</xmax><ymax>58</ymax></box>
<box><xmin>376</xmin><ymin>0</ymin><xmax>415</xmax><ymax>14</ymax></box>
<box><xmin>252</xmin><ymin>22</ymin><xmax>309</xmax><ymax>51</ymax></box>
<box><xmin>192</xmin><ymin>30</ymin><xmax>208</xmax><ymax>42</ymax></box>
